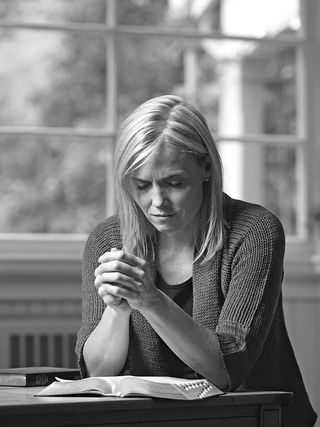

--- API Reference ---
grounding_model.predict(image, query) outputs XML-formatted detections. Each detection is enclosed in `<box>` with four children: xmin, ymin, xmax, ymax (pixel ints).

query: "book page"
<box><xmin>39</xmin><ymin>376</ymin><xmax>115</xmax><ymax>396</ymax></box>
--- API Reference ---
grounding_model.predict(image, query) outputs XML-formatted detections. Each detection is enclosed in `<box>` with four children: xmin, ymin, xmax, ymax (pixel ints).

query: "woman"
<box><xmin>76</xmin><ymin>95</ymin><xmax>317</xmax><ymax>426</ymax></box>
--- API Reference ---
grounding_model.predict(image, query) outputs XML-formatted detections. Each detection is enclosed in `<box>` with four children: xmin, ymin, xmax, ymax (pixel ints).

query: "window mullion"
<box><xmin>300</xmin><ymin>0</ymin><xmax>320</xmax><ymax>264</ymax></box>
<box><xmin>105</xmin><ymin>0</ymin><xmax>117</xmax><ymax>217</ymax></box>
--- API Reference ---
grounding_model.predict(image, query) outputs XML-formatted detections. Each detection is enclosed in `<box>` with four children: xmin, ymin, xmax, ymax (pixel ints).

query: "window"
<box><xmin>0</xmin><ymin>0</ymin><xmax>319</xmax><ymax>273</ymax></box>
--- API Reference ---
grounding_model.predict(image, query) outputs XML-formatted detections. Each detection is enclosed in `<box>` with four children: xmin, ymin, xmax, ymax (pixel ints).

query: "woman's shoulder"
<box><xmin>224</xmin><ymin>193</ymin><xmax>285</xmax><ymax>241</ymax></box>
<box><xmin>85</xmin><ymin>215</ymin><xmax>122</xmax><ymax>253</ymax></box>
<box><xmin>89</xmin><ymin>215</ymin><xmax>121</xmax><ymax>236</ymax></box>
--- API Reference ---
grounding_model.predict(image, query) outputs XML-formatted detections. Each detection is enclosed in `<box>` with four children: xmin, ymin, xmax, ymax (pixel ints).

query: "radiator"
<box><xmin>9</xmin><ymin>333</ymin><xmax>78</xmax><ymax>368</ymax></box>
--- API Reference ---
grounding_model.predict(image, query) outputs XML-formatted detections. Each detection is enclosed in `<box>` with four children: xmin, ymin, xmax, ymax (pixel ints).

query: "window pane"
<box><xmin>0</xmin><ymin>0</ymin><xmax>106</xmax><ymax>24</ymax></box>
<box><xmin>0</xmin><ymin>135</ymin><xmax>110</xmax><ymax>233</ymax></box>
<box><xmin>264</xmin><ymin>145</ymin><xmax>298</xmax><ymax>236</ymax></box>
<box><xmin>263</xmin><ymin>49</ymin><xmax>297</xmax><ymax>135</ymax></box>
<box><xmin>118</xmin><ymin>0</ymin><xmax>170</xmax><ymax>26</ymax></box>
<box><xmin>118</xmin><ymin>34</ymin><xmax>185</xmax><ymax>121</ymax></box>
<box><xmin>200</xmin><ymin>41</ymin><xmax>297</xmax><ymax>137</ymax></box>
<box><xmin>219</xmin><ymin>0</ymin><xmax>300</xmax><ymax>38</ymax></box>
<box><xmin>0</xmin><ymin>29</ymin><xmax>107</xmax><ymax>128</ymax></box>
<box><xmin>119</xmin><ymin>35</ymin><xmax>297</xmax><ymax>137</ymax></box>
<box><xmin>119</xmin><ymin>0</ymin><xmax>221</xmax><ymax>30</ymax></box>
<box><xmin>220</xmin><ymin>142</ymin><xmax>300</xmax><ymax>237</ymax></box>
<box><xmin>119</xmin><ymin>0</ymin><xmax>300</xmax><ymax>38</ymax></box>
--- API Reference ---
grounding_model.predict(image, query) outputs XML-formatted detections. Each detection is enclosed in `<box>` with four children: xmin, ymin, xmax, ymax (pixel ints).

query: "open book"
<box><xmin>37</xmin><ymin>376</ymin><xmax>223</xmax><ymax>400</ymax></box>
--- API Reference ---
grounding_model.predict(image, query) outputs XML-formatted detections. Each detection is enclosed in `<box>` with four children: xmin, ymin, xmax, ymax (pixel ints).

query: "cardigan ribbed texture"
<box><xmin>76</xmin><ymin>194</ymin><xmax>317</xmax><ymax>427</ymax></box>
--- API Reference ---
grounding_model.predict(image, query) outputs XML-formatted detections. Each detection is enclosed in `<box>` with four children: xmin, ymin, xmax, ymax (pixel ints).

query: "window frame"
<box><xmin>0</xmin><ymin>0</ymin><xmax>319</xmax><ymax>278</ymax></box>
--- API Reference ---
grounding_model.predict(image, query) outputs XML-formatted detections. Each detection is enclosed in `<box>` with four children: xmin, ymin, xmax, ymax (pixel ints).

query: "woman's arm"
<box><xmin>75</xmin><ymin>219</ymin><xmax>132</xmax><ymax>377</ymax></box>
<box><xmin>215</xmin><ymin>210</ymin><xmax>285</xmax><ymax>390</ymax></box>
<box><xmin>95</xmin><ymin>250</ymin><xmax>230</xmax><ymax>390</ymax></box>
<box><xmin>140</xmin><ymin>289</ymin><xmax>230</xmax><ymax>389</ymax></box>
<box><xmin>83</xmin><ymin>302</ymin><xmax>131</xmax><ymax>377</ymax></box>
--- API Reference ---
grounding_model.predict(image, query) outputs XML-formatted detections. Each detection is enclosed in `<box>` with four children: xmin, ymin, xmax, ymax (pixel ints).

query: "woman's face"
<box><xmin>129</xmin><ymin>145</ymin><xmax>209</xmax><ymax>238</ymax></box>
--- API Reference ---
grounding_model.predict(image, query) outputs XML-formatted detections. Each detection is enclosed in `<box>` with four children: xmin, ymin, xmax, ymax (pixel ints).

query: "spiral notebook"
<box><xmin>37</xmin><ymin>375</ymin><xmax>223</xmax><ymax>400</ymax></box>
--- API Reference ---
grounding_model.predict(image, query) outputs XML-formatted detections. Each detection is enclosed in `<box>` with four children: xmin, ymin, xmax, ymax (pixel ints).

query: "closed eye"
<box><xmin>132</xmin><ymin>177</ymin><xmax>185</xmax><ymax>190</ymax></box>
<box><xmin>167</xmin><ymin>179</ymin><xmax>184</xmax><ymax>188</ymax></box>
<box><xmin>168</xmin><ymin>181</ymin><xmax>182</xmax><ymax>188</ymax></box>
<box><xmin>135</xmin><ymin>182</ymin><xmax>150</xmax><ymax>191</ymax></box>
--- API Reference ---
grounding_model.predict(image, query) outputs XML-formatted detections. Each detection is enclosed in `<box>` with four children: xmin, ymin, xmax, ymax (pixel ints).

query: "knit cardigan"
<box><xmin>76</xmin><ymin>194</ymin><xmax>317</xmax><ymax>427</ymax></box>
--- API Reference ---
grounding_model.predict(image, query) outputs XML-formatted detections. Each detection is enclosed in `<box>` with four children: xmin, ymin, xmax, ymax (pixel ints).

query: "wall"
<box><xmin>283</xmin><ymin>273</ymin><xmax>320</xmax><ymax>425</ymax></box>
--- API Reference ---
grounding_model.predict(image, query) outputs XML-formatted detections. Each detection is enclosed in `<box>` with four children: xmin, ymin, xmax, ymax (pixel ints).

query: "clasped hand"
<box><xmin>94</xmin><ymin>248</ymin><xmax>157</xmax><ymax>311</ymax></box>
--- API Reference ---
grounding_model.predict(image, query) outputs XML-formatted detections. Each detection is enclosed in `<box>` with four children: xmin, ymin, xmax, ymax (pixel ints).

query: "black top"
<box><xmin>156</xmin><ymin>272</ymin><xmax>193</xmax><ymax>316</ymax></box>
<box><xmin>156</xmin><ymin>272</ymin><xmax>196</xmax><ymax>378</ymax></box>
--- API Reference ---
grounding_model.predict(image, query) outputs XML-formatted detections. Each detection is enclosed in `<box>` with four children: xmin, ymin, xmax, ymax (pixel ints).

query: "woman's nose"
<box><xmin>151</xmin><ymin>185</ymin><xmax>167</xmax><ymax>207</ymax></box>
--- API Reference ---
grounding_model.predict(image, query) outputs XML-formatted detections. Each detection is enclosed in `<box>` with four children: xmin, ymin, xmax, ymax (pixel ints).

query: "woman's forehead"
<box><xmin>132</xmin><ymin>147</ymin><xmax>200</xmax><ymax>179</ymax></box>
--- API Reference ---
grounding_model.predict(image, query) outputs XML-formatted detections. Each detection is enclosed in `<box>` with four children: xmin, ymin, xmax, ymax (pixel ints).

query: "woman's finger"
<box><xmin>99</xmin><ymin>271</ymin><xmax>142</xmax><ymax>288</ymax></box>
<box><xmin>98</xmin><ymin>248</ymin><xmax>146</xmax><ymax>268</ymax></box>
<box><xmin>95</xmin><ymin>260</ymin><xmax>144</xmax><ymax>282</ymax></box>
<box><xmin>98</xmin><ymin>283</ymin><xmax>139</xmax><ymax>300</ymax></box>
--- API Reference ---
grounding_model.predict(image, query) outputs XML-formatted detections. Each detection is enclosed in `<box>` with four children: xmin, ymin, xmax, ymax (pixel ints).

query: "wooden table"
<box><xmin>0</xmin><ymin>386</ymin><xmax>293</xmax><ymax>427</ymax></box>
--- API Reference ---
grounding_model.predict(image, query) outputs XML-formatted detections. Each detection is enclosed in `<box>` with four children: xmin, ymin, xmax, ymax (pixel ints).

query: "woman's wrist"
<box><xmin>139</xmin><ymin>288</ymin><xmax>167</xmax><ymax>317</ymax></box>
<box><xmin>107</xmin><ymin>299</ymin><xmax>132</xmax><ymax>316</ymax></box>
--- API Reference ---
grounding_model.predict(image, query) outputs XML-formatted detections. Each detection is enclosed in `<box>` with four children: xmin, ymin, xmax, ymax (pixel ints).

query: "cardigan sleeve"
<box><xmin>75</xmin><ymin>217</ymin><xmax>121</xmax><ymax>377</ymax></box>
<box><xmin>215</xmin><ymin>209</ymin><xmax>285</xmax><ymax>390</ymax></box>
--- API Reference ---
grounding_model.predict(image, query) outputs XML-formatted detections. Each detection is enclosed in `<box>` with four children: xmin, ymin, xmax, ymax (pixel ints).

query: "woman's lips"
<box><xmin>150</xmin><ymin>213</ymin><xmax>176</xmax><ymax>217</ymax></box>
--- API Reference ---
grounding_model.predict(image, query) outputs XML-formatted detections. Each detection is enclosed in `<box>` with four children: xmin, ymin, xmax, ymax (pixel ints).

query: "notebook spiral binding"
<box><xmin>177</xmin><ymin>380</ymin><xmax>214</xmax><ymax>399</ymax></box>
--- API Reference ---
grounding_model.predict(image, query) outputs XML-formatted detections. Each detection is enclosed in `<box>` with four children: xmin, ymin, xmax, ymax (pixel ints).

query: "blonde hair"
<box><xmin>114</xmin><ymin>94</ymin><xmax>224</xmax><ymax>264</ymax></box>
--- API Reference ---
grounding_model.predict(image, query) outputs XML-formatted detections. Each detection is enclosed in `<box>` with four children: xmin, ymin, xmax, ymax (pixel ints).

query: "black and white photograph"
<box><xmin>0</xmin><ymin>1</ymin><xmax>319</xmax><ymax>426</ymax></box>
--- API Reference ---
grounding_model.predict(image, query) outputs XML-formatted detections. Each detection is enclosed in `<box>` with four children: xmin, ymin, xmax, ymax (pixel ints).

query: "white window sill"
<box><xmin>0</xmin><ymin>234</ymin><xmax>86</xmax><ymax>277</ymax></box>
<box><xmin>284</xmin><ymin>240</ymin><xmax>320</xmax><ymax>283</ymax></box>
<box><xmin>0</xmin><ymin>233</ymin><xmax>86</xmax><ymax>261</ymax></box>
